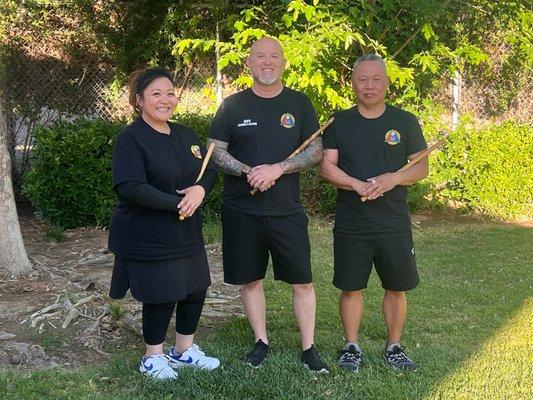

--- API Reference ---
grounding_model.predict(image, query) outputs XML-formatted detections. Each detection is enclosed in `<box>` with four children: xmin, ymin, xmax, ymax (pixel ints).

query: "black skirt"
<box><xmin>109</xmin><ymin>251</ymin><xmax>211</xmax><ymax>303</ymax></box>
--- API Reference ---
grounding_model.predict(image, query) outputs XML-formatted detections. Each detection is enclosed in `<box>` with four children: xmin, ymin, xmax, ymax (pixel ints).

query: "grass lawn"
<box><xmin>1</xmin><ymin>216</ymin><xmax>531</xmax><ymax>399</ymax></box>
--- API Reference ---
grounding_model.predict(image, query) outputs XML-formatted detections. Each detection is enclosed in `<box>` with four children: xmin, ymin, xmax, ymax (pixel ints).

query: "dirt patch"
<box><xmin>0</xmin><ymin>214</ymin><xmax>242</xmax><ymax>371</ymax></box>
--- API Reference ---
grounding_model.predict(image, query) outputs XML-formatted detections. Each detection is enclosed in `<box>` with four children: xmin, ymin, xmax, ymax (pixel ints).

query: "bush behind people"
<box><xmin>23</xmin><ymin>117</ymin><xmax>532</xmax><ymax>227</ymax></box>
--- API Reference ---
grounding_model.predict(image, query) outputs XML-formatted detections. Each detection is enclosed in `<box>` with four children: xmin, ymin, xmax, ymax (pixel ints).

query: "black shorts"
<box><xmin>333</xmin><ymin>234</ymin><xmax>419</xmax><ymax>292</ymax></box>
<box><xmin>221</xmin><ymin>206</ymin><xmax>312</xmax><ymax>285</ymax></box>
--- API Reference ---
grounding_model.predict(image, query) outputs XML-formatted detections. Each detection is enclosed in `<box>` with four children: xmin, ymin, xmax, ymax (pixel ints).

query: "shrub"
<box><xmin>23</xmin><ymin>118</ymin><xmax>123</xmax><ymax>228</ymax></box>
<box><xmin>428</xmin><ymin>120</ymin><xmax>532</xmax><ymax>220</ymax></box>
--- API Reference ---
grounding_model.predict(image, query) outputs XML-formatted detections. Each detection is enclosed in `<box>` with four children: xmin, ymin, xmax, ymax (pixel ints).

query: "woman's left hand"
<box><xmin>176</xmin><ymin>185</ymin><xmax>205</xmax><ymax>218</ymax></box>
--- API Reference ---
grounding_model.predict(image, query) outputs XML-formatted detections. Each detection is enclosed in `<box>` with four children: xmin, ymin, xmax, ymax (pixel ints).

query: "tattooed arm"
<box><xmin>279</xmin><ymin>137</ymin><xmax>323</xmax><ymax>173</ymax></box>
<box><xmin>206</xmin><ymin>138</ymin><xmax>251</xmax><ymax>177</ymax></box>
<box><xmin>247</xmin><ymin>138</ymin><xmax>323</xmax><ymax>189</ymax></box>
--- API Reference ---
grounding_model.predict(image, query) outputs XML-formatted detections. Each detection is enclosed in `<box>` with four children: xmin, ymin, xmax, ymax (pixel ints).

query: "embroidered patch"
<box><xmin>280</xmin><ymin>113</ymin><xmax>295</xmax><ymax>128</ymax></box>
<box><xmin>384</xmin><ymin>129</ymin><xmax>401</xmax><ymax>145</ymax></box>
<box><xmin>190</xmin><ymin>145</ymin><xmax>202</xmax><ymax>159</ymax></box>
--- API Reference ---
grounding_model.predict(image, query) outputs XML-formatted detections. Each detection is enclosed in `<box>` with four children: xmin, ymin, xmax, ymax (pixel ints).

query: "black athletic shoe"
<box><xmin>301</xmin><ymin>345</ymin><xmax>330</xmax><ymax>374</ymax></box>
<box><xmin>339</xmin><ymin>343</ymin><xmax>362</xmax><ymax>371</ymax></box>
<box><xmin>383</xmin><ymin>344</ymin><xmax>417</xmax><ymax>370</ymax></box>
<box><xmin>245</xmin><ymin>339</ymin><xmax>269</xmax><ymax>367</ymax></box>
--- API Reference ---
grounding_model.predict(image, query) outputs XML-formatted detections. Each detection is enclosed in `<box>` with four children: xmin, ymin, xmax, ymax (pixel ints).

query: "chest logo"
<box><xmin>190</xmin><ymin>145</ymin><xmax>202</xmax><ymax>159</ymax></box>
<box><xmin>280</xmin><ymin>113</ymin><xmax>295</xmax><ymax>128</ymax></box>
<box><xmin>237</xmin><ymin>119</ymin><xmax>258</xmax><ymax>127</ymax></box>
<box><xmin>384</xmin><ymin>130</ymin><xmax>401</xmax><ymax>145</ymax></box>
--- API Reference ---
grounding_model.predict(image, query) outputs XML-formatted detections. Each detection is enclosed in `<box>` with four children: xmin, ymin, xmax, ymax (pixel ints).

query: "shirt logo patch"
<box><xmin>190</xmin><ymin>145</ymin><xmax>202</xmax><ymax>159</ymax></box>
<box><xmin>384</xmin><ymin>130</ymin><xmax>401</xmax><ymax>145</ymax></box>
<box><xmin>237</xmin><ymin>119</ymin><xmax>258</xmax><ymax>127</ymax></box>
<box><xmin>280</xmin><ymin>113</ymin><xmax>295</xmax><ymax>128</ymax></box>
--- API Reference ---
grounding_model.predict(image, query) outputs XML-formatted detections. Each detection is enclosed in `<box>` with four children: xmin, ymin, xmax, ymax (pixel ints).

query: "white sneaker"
<box><xmin>139</xmin><ymin>354</ymin><xmax>177</xmax><ymax>380</ymax></box>
<box><xmin>167</xmin><ymin>344</ymin><xmax>220</xmax><ymax>370</ymax></box>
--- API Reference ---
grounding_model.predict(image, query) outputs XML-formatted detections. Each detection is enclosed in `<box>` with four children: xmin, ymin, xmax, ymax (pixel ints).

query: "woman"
<box><xmin>108</xmin><ymin>67</ymin><xmax>219</xmax><ymax>380</ymax></box>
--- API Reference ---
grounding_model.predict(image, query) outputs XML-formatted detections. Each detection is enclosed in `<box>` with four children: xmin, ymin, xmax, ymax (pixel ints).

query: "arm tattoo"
<box><xmin>279</xmin><ymin>137</ymin><xmax>323</xmax><ymax>174</ymax></box>
<box><xmin>207</xmin><ymin>138</ymin><xmax>251</xmax><ymax>176</ymax></box>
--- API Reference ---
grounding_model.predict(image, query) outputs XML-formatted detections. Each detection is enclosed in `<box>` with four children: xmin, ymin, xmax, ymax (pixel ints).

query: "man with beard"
<box><xmin>207</xmin><ymin>37</ymin><xmax>329</xmax><ymax>373</ymax></box>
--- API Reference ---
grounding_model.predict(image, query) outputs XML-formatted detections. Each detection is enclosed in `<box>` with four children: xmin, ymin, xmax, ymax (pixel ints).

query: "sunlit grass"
<box><xmin>427</xmin><ymin>299</ymin><xmax>533</xmax><ymax>400</ymax></box>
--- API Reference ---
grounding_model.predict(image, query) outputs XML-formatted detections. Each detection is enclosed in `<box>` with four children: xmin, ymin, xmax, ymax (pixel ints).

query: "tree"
<box><xmin>0</xmin><ymin>89</ymin><xmax>32</xmax><ymax>277</ymax></box>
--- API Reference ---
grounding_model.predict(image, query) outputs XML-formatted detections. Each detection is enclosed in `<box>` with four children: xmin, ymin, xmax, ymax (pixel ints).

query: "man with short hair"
<box><xmin>207</xmin><ymin>36</ymin><xmax>329</xmax><ymax>373</ymax></box>
<box><xmin>319</xmin><ymin>54</ymin><xmax>428</xmax><ymax>371</ymax></box>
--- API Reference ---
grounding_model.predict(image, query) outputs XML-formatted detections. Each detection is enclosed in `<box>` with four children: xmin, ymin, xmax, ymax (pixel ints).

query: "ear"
<box><xmin>245</xmin><ymin>55</ymin><xmax>252</xmax><ymax>69</ymax></box>
<box><xmin>135</xmin><ymin>93</ymin><xmax>143</xmax><ymax>108</ymax></box>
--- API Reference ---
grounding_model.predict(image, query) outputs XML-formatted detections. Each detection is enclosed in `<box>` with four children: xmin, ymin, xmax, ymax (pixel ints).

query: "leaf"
<box><xmin>422</xmin><ymin>23</ymin><xmax>435</xmax><ymax>41</ymax></box>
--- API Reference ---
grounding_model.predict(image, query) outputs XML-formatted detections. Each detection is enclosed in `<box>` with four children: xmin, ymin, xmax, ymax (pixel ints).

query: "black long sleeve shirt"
<box><xmin>108</xmin><ymin>117</ymin><xmax>217</xmax><ymax>260</ymax></box>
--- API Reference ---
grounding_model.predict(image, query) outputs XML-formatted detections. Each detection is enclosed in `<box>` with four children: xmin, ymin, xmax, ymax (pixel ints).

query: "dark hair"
<box><xmin>128</xmin><ymin>67</ymin><xmax>175</xmax><ymax>113</ymax></box>
<box><xmin>352</xmin><ymin>54</ymin><xmax>387</xmax><ymax>75</ymax></box>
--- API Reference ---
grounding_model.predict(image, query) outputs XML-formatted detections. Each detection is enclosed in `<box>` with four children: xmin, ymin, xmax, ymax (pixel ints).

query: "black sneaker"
<box><xmin>301</xmin><ymin>345</ymin><xmax>330</xmax><ymax>374</ymax></box>
<box><xmin>383</xmin><ymin>343</ymin><xmax>417</xmax><ymax>370</ymax></box>
<box><xmin>339</xmin><ymin>343</ymin><xmax>362</xmax><ymax>371</ymax></box>
<box><xmin>245</xmin><ymin>339</ymin><xmax>269</xmax><ymax>367</ymax></box>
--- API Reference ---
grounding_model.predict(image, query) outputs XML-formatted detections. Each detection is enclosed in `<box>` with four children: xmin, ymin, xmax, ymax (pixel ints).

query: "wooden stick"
<box><xmin>250</xmin><ymin>117</ymin><xmax>335</xmax><ymax>195</ymax></box>
<box><xmin>179</xmin><ymin>142</ymin><xmax>216</xmax><ymax>220</ymax></box>
<box><xmin>361</xmin><ymin>132</ymin><xmax>449</xmax><ymax>202</ymax></box>
<box><xmin>195</xmin><ymin>142</ymin><xmax>216</xmax><ymax>183</ymax></box>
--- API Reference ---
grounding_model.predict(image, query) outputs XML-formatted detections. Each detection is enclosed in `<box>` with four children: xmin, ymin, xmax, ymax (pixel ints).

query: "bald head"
<box><xmin>246</xmin><ymin>36</ymin><xmax>286</xmax><ymax>87</ymax></box>
<box><xmin>249</xmin><ymin>37</ymin><xmax>285</xmax><ymax>58</ymax></box>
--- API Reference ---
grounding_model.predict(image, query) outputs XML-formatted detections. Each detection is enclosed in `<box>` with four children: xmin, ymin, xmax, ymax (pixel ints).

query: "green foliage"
<box><xmin>23</xmin><ymin>118</ymin><xmax>123</xmax><ymax>228</ymax></box>
<box><xmin>427</xmin><ymin>120</ymin><xmax>533</xmax><ymax>220</ymax></box>
<box><xmin>107</xmin><ymin>299</ymin><xmax>126</xmax><ymax>321</ymax></box>
<box><xmin>43</xmin><ymin>225</ymin><xmax>65</xmax><ymax>243</ymax></box>
<box><xmin>174</xmin><ymin>0</ymin><xmax>507</xmax><ymax>120</ymax></box>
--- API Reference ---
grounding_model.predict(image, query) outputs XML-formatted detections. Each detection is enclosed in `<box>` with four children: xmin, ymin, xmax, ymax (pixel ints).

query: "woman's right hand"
<box><xmin>176</xmin><ymin>185</ymin><xmax>205</xmax><ymax>218</ymax></box>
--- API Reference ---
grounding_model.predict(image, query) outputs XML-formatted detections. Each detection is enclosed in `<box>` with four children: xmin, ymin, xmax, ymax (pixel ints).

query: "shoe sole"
<box><xmin>339</xmin><ymin>363</ymin><xmax>361</xmax><ymax>372</ymax></box>
<box><xmin>382</xmin><ymin>356</ymin><xmax>417</xmax><ymax>371</ymax></box>
<box><xmin>303</xmin><ymin>363</ymin><xmax>330</xmax><ymax>374</ymax></box>
<box><xmin>168</xmin><ymin>361</ymin><xmax>219</xmax><ymax>370</ymax></box>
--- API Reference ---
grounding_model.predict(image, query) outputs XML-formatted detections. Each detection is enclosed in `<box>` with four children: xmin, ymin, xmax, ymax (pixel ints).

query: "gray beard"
<box><xmin>257</xmin><ymin>73</ymin><xmax>278</xmax><ymax>85</ymax></box>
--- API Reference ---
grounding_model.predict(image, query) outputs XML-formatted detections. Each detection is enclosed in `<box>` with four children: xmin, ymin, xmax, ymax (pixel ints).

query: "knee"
<box><xmin>340</xmin><ymin>290</ymin><xmax>363</xmax><ymax>300</ymax></box>
<box><xmin>384</xmin><ymin>289</ymin><xmax>405</xmax><ymax>300</ymax></box>
<box><xmin>242</xmin><ymin>279</ymin><xmax>263</xmax><ymax>293</ymax></box>
<box><xmin>292</xmin><ymin>283</ymin><xmax>314</xmax><ymax>296</ymax></box>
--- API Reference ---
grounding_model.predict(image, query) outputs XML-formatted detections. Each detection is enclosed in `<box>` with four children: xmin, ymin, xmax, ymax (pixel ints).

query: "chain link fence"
<box><xmin>1</xmin><ymin>48</ymin><xmax>229</xmax><ymax>193</ymax></box>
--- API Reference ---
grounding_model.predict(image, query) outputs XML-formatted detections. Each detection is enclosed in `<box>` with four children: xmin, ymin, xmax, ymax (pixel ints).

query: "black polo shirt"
<box><xmin>208</xmin><ymin>87</ymin><xmax>319</xmax><ymax>215</ymax></box>
<box><xmin>323</xmin><ymin>105</ymin><xmax>427</xmax><ymax>238</ymax></box>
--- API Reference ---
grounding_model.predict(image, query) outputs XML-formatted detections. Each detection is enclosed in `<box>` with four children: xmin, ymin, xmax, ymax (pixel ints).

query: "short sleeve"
<box><xmin>404</xmin><ymin>113</ymin><xmax>427</xmax><ymax>156</ymax></box>
<box><xmin>300</xmin><ymin>95</ymin><xmax>320</xmax><ymax>142</ymax></box>
<box><xmin>322</xmin><ymin>115</ymin><xmax>338</xmax><ymax>149</ymax></box>
<box><xmin>111</xmin><ymin>131</ymin><xmax>147</xmax><ymax>188</ymax></box>
<box><xmin>208</xmin><ymin>99</ymin><xmax>233</xmax><ymax>143</ymax></box>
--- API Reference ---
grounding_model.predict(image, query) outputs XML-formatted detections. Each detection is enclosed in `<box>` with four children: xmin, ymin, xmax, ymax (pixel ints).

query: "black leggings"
<box><xmin>142</xmin><ymin>289</ymin><xmax>207</xmax><ymax>345</ymax></box>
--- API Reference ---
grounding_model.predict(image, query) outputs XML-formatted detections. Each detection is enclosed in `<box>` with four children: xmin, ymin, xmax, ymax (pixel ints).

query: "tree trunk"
<box><xmin>0</xmin><ymin>90</ymin><xmax>33</xmax><ymax>276</ymax></box>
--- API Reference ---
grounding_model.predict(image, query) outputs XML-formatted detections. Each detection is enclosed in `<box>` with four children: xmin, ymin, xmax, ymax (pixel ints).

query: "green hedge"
<box><xmin>23</xmin><ymin>118</ymin><xmax>123</xmax><ymax>228</ymax></box>
<box><xmin>426</xmin><ymin>120</ymin><xmax>532</xmax><ymax>220</ymax></box>
<box><xmin>24</xmin><ymin>117</ymin><xmax>531</xmax><ymax>228</ymax></box>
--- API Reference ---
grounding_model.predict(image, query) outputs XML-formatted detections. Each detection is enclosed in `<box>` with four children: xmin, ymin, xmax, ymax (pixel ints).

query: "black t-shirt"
<box><xmin>208</xmin><ymin>87</ymin><xmax>319</xmax><ymax>215</ymax></box>
<box><xmin>108</xmin><ymin>118</ymin><xmax>216</xmax><ymax>260</ymax></box>
<box><xmin>323</xmin><ymin>105</ymin><xmax>427</xmax><ymax>238</ymax></box>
